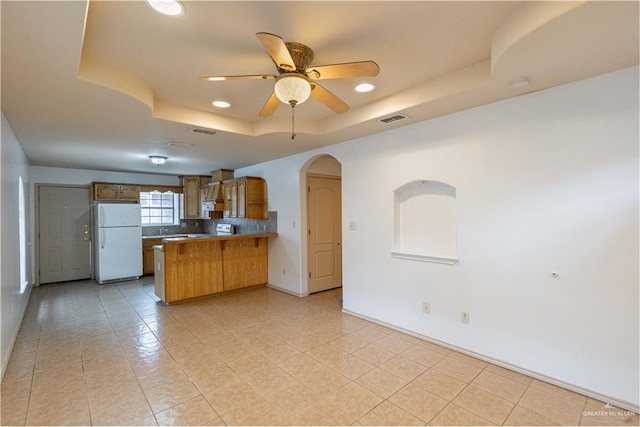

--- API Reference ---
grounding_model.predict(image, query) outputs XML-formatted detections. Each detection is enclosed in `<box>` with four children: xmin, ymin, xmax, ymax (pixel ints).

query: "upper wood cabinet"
<box><xmin>180</xmin><ymin>175</ymin><xmax>211</xmax><ymax>219</ymax></box>
<box><xmin>223</xmin><ymin>177</ymin><xmax>267</xmax><ymax>219</ymax></box>
<box><xmin>93</xmin><ymin>183</ymin><xmax>140</xmax><ymax>202</ymax></box>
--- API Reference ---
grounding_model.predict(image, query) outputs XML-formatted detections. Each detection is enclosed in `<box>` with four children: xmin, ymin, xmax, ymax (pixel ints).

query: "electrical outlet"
<box><xmin>422</xmin><ymin>302</ymin><xmax>431</xmax><ymax>314</ymax></box>
<box><xmin>348</xmin><ymin>221</ymin><xmax>357</xmax><ymax>231</ymax></box>
<box><xmin>461</xmin><ymin>312</ymin><xmax>470</xmax><ymax>324</ymax></box>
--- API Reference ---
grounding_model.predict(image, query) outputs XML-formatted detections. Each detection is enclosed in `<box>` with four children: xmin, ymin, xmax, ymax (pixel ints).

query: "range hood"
<box><xmin>202</xmin><ymin>169</ymin><xmax>234</xmax><ymax>214</ymax></box>
<box><xmin>202</xmin><ymin>182</ymin><xmax>222</xmax><ymax>202</ymax></box>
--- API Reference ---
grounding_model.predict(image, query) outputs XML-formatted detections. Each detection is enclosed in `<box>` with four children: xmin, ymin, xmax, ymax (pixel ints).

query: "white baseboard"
<box><xmin>1</xmin><ymin>284</ymin><xmax>33</xmax><ymax>382</ymax></box>
<box><xmin>342</xmin><ymin>308</ymin><xmax>639</xmax><ymax>414</ymax></box>
<box><xmin>266</xmin><ymin>283</ymin><xmax>308</xmax><ymax>298</ymax></box>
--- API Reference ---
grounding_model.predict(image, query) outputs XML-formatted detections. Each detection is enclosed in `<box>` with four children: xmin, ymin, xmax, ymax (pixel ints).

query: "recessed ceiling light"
<box><xmin>510</xmin><ymin>76</ymin><xmax>531</xmax><ymax>89</ymax></box>
<box><xmin>146</xmin><ymin>0</ymin><xmax>184</xmax><ymax>16</ymax></box>
<box><xmin>355</xmin><ymin>83</ymin><xmax>375</xmax><ymax>93</ymax></box>
<box><xmin>212</xmin><ymin>101</ymin><xmax>231</xmax><ymax>108</ymax></box>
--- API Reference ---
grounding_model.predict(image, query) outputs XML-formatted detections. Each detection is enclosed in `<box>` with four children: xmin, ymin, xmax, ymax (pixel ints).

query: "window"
<box><xmin>18</xmin><ymin>176</ymin><xmax>28</xmax><ymax>293</ymax></box>
<box><xmin>140</xmin><ymin>191</ymin><xmax>180</xmax><ymax>225</ymax></box>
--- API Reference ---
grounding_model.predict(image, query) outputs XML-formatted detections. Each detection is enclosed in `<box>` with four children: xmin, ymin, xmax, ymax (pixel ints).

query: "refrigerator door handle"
<box><xmin>99</xmin><ymin>206</ymin><xmax>105</xmax><ymax>227</ymax></box>
<box><xmin>101</xmin><ymin>229</ymin><xmax>106</xmax><ymax>249</ymax></box>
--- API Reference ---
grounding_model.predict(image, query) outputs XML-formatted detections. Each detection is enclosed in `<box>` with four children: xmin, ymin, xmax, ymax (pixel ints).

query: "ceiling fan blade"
<box><xmin>310</xmin><ymin>83</ymin><xmax>349</xmax><ymax>113</ymax></box>
<box><xmin>199</xmin><ymin>74</ymin><xmax>276</xmax><ymax>81</ymax></box>
<box><xmin>306</xmin><ymin>61</ymin><xmax>380</xmax><ymax>80</ymax></box>
<box><xmin>256</xmin><ymin>32</ymin><xmax>296</xmax><ymax>71</ymax></box>
<box><xmin>258</xmin><ymin>92</ymin><xmax>280</xmax><ymax>117</ymax></box>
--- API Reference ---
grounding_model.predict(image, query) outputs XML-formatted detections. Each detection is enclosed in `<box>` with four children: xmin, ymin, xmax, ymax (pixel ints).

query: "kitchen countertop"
<box><xmin>143</xmin><ymin>233</ymin><xmax>214</xmax><ymax>239</ymax></box>
<box><xmin>147</xmin><ymin>233</ymin><xmax>278</xmax><ymax>252</ymax></box>
<box><xmin>161</xmin><ymin>232</ymin><xmax>278</xmax><ymax>243</ymax></box>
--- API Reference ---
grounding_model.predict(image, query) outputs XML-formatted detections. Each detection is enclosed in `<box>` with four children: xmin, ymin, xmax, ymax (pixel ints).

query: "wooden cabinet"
<box><xmin>223</xmin><ymin>181</ymin><xmax>238</xmax><ymax>218</ymax></box>
<box><xmin>181</xmin><ymin>175</ymin><xmax>211</xmax><ymax>219</ymax></box>
<box><xmin>93</xmin><ymin>183</ymin><xmax>140</xmax><ymax>202</ymax></box>
<box><xmin>142</xmin><ymin>238</ymin><xmax>162</xmax><ymax>275</ymax></box>
<box><xmin>223</xmin><ymin>177</ymin><xmax>267</xmax><ymax>219</ymax></box>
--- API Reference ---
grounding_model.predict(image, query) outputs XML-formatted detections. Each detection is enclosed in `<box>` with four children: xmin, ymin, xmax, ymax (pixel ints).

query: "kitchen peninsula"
<box><xmin>155</xmin><ymin>232</ymin><xmax>277</xmax><ymax>304</ymax></box>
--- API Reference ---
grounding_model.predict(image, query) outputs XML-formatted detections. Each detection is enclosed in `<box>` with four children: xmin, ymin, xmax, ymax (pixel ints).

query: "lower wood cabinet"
<box><xmin>143</xmin><ymin>238</ymin><xmax>162</xmax><ymax>275</ymax></box>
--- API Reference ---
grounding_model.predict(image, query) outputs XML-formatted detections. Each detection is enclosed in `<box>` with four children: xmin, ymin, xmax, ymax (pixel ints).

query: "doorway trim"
<box><xmin>298</xmin><ymin>154</ymin><xmax>342</xmax><ymax>296</ymax></box>
<box><xmin>35</xmin><ymin>183</ymin><xmax>92</xmax><ymax>286</ymax></box>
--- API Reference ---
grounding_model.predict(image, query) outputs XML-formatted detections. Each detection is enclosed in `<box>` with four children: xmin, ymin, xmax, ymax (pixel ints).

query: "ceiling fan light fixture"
<box><xmin>355</xmin><ymin>83</ymin><xmax>375</xmax><ymax>93</ymax></box>
<box><xmin>146</xmin><ymin>0</ymin><xmax>184</xmax><ymax>16</ymax></box>
<box><xmin>274</xmin><ymin>74</ymin><xmax>311</xmax><ymax>106</ymax></box>
<box><xmin>149</xmin><ymin>155</ymin><xmax>168</xmax><ymax>165</ymax></box>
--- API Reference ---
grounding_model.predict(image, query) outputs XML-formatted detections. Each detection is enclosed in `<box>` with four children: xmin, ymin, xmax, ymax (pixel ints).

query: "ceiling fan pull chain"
<box><xmin>291</xmin><ymin>103</ymin><xmax>296</xmax><ymax>140</ymax></box>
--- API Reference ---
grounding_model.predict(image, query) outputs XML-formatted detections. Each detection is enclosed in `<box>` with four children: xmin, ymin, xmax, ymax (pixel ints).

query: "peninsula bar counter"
<box><xmin>155</xmin><ymin>232</ymin><xmax>277</xmax><ymax>304</ymax></box>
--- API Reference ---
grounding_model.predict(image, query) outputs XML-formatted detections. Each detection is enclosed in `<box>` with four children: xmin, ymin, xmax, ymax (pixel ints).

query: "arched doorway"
<box><xmin>304</xmin><ymin>155</ymin><xmax>342</xmax><ymax>294</ymax></box>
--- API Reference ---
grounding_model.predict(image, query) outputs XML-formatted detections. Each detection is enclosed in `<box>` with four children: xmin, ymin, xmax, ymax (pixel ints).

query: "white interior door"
<box><xmin>38</xmin><ymin>186</ymin><xmax>91</xmax><ymax>284</ymax></box>
<box><xmin>308</xmin><ymin>175</ymin><xmax>342</xmax><ymax>293</ymax></box>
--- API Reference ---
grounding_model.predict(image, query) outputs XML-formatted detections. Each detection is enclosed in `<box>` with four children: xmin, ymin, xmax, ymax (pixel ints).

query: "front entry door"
<box><xmin>308</xmin><ymin>175</ymin><xmax>342</xmax><ymax>293</ymax></box>
<box><xmin>38</xmin><ymin>186</ymin><xmax>91</xmax><ymax>284</ymax></box>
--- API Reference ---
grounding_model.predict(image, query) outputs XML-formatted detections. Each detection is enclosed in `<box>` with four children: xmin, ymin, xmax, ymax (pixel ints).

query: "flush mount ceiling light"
<box><xmin>212</xmin><ymin>100</ymin><xmax>231</xmax><ymax>108</ymax></box>
<box><xmin>146</xmin><ymin>0</ymin><xmax>184</xmax><ymax>16</ymax></box>
<box><xmin>149</xmin><ymin>155</ymin><xmax>168</xmax><ymax>165</ymax></box>
<box><xmin>355</xmin><ymin>83</ymin><xmax>375</xmax><ymax>93</ymax></box>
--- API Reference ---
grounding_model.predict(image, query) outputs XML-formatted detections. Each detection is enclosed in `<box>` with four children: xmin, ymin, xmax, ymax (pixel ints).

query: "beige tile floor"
<box><xmin>1</xmin><ymin>277</ymin><xmax>638</xmax><ymax>426</ymax></box>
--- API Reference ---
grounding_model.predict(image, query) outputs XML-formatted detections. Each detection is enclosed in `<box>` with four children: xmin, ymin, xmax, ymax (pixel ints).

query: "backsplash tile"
<box><xmin>142</xmin><ymin>219</ymin><xmax>204</xmax><ymax>236</ymax></box>
<box><xmin>205</xmin><ymin>211</ymin><xmax>278</xmax><ymax>235</ymax></box>
<box><xmin>142</xmin><ymin>212</ymin><xmax>277</xmax><ymax>236</ymax></box>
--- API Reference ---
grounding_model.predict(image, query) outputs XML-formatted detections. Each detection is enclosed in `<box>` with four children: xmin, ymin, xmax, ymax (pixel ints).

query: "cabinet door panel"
<box><xmin>223</xmin><ymin>183</ymin><xmax>232</xmax><ymax>218</ymax></box>
<box><xmin>95</xmin><ymin>184</ymin><xmax>119</xmax><ymax>200</ymax></box>
<box><xmin>119</xmin><ymin>185</ymin><xmax>140</xmax><ymax>201</ymax></box>
<box><xmin>230</xmin><ymin>182</ymin><xmax>238</xmax><ymax>218</ymax></box>
<box><xmin>183</xmin><ymin>177</ymin><xmax>201</xmax><ymax>218</ymax></box>
<box><xmin>237</xmin><ymin>179</ymin><xmax>246</xmax><ymax>218</ymax></box>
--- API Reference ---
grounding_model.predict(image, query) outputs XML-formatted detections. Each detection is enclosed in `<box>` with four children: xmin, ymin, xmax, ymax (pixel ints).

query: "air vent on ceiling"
<box><xmin>192</xmin><ymin>128</ymin><xmax>217</xmax><ymax>135</ymax></box>
<box><xmin>167</xmin><ymin>141</ymin><xmax>194</xmax><ymax>148</ymax></box>
<box><xmin>378</xmin><ymin>114</ymin><xmax>409</xmax><ymax>124</ymax></box>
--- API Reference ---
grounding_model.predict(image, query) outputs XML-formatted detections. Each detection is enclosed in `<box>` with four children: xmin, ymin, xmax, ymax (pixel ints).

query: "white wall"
<box><xmin>237</xmin><ymin>67</ymin><xmax>639</xmax><ymax>408</ymax></box>
<box><xmin>30</xmin><ymin>166</ymin><xmax>180</xmax><ymax>187</ymax></box>
<box><xmin>1</xmin><ymin>113</ymin><xmax>33</xmax><ymax>378</ymax></box>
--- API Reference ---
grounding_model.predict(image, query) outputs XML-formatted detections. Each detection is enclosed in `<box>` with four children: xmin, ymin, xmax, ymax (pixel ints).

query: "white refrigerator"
<box><xmin>94</xmin><ymin>203</ymin><xmax>142</xmax><ymax>284</ymax></box>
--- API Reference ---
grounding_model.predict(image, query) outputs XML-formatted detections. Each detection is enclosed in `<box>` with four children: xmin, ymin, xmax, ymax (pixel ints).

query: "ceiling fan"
<box><xmin>200</xmin><ymin>32</ymin><xmax>380</xmax><ymax>121</ymax></box>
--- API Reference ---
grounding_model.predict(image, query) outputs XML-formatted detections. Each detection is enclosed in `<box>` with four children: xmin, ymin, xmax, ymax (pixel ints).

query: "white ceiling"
<box><xmin>2</xmin><ymin>1</ymin><xmax>638</xmax><ymax>177</ymax></box>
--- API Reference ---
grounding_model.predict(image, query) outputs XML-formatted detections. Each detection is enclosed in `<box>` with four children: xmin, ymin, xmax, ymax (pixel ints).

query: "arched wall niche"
<box><xmin>392</xmin><ymin>180</ymin><xmax>459</xmax><ymax>264</ymax></box>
